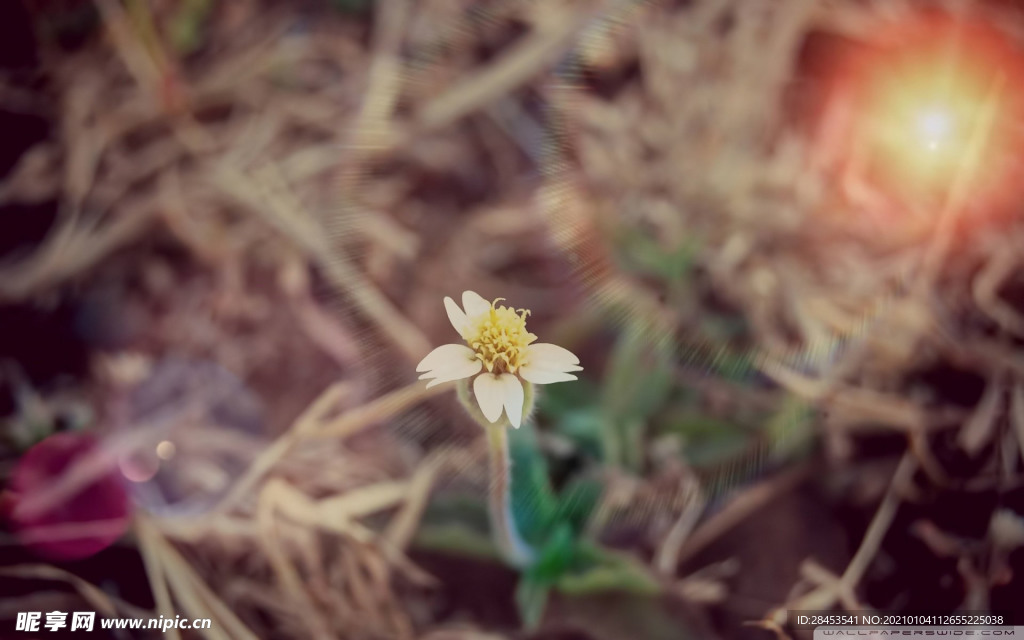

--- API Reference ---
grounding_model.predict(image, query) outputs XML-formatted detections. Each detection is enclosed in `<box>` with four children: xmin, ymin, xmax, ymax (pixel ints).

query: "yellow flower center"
<box><xmin>465</xmin><ymin>298</ymin><xmax>536</xmax><ymax>374</ymax></box>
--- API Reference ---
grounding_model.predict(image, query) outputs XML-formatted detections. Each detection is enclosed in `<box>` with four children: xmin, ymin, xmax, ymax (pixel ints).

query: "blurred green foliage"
<box><xmin>508</xmin><ymin>424</ymin><xmax>659</xmax><ymax>629</ymax></box>
<box><xmin>615</xmin><ymin>226</ymin><xmax>698</xmax><ymax>284</ymax></box>
<box><xmin>1</xmin><ymin>384</ymin><xmax>93</xmax><ymax>453</ymax></box>
<box><xmin>26</xmin><ymin>0</ymin><xmax>373</xmax><ymax>58</ymax></box>
<box><xmin>414</xmin><ymin>421</ymin><xmax>659</xmax><ymax>630</ymax></box>
<box><xmin>600</xmin><ymin>328</ymin><xmax>675</xmax><ymax>470</ymax></box>
<box><xmin>169</xmin><ymin>0</ymin><xmax>214</xmax><ymax>55</ymax></box>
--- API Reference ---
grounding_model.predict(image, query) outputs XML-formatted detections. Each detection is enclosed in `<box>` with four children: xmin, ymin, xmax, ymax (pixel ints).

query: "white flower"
<box><xmin>417</xmin><ymin>291</ymin><xmax>582</xmax><ymax>428</ymax></box>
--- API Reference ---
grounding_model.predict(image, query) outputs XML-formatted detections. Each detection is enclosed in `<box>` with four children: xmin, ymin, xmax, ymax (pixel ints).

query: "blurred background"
<box><xmin>2</xmin><ymin>0</ymin><xmax>1024</xmax><ymax>638</ymax></box>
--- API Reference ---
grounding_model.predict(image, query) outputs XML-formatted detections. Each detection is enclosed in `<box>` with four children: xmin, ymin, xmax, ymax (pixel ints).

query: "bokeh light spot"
<box><xmin>7</xmin><ymin>433</ymin><xmax>130</xmax><ymax>561</ymax></box>
<box><xmin>118</xmin><ymin>450</ymin><xmax>160</xmax><ymax>483</ymax></box>
<box><xmin>156</xmin><ymin>440</ymin><xmax>176</xmax><ymax>460</ymax></box>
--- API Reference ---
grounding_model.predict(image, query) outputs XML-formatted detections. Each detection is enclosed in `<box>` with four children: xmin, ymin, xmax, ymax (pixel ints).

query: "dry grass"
<box><xmin>4</xmin><ymin>0</ymin><xmax>1024</xmax><ymax>637</ymax></box>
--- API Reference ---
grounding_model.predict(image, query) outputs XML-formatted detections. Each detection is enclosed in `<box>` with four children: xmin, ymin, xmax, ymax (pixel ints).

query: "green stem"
<box><xmin>484</xmin><ymin>422</ymin><xmax>535</xmax><ymax>567</ymax></box>
<box><xmin>457</xmin><ymin>379</ymin><xmax>536</xmax><ymax>568</ymax></box>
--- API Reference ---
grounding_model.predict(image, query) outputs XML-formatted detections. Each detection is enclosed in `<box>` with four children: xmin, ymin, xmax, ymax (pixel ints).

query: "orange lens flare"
<box><xmin>865</xmin><ymin>70</ymin><xmax>990</xmax><ymax>195</ymax></box>
<box><xmin>826</xmin><ymin>15</ymin><xmax>1024</xmax><ymax>216</ymax></box>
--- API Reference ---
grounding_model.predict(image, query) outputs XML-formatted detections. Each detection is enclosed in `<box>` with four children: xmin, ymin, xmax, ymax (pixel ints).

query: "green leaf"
<box><xmin>553</xmin><ymin>477</ymin><xmax>603</xmax><ymax>535</ymax></box>
<box><xmin>601</xmin><ymin>330</ymin><xmax>675</xmax><ymax>468</ymax></box>
<box><xmin>418</xmin><ymin>493</ymin><xmax>490</xmax><ymax>533</ymax></box>
<box><xmin>763</xmin><ymin>394</ymin><xmax>815</xmax><ymax>463</ymax></box>
<box><xmin>658</xmin><ymin>412</ymin><xmax>753</xmax><ymax>470</ymax></box>
<box><xmin>615</xmin><ymin>228</ymin><xmax>697</xmax><ymax>283</ymax></box>
<box><xmin>515</xmin><ymin>578</ymin><xmax>551</xmax><ymax>631</ymax></box>
<box><xmin>557</xmin><ymin>559</ymin><xmax>660</xmax><ymax>596</ymax></box>
<box><xmin>508</xmin><ymin>425</ymin><xmax>560</xmax><ymax>543</ymax></box>
<box><xmin>169</xmin><ymin>0</ymin><xmax>214</xmax><ymax>54</ymax></box>
<box><xmin>538</xmin><ymin>378</ymin><xmax>605</xmax><ymax>459</ymax></box>
<box><xmin>538</xmin><ymin>377</ymin><xmax>601</xmax><ymax>418</ymax></box>
<box><xmin>526</xmin><ymin>523</ymin><xmax>577</xmax><ymax>584</ymax></box>
<box><xmin>602</xmin><ymin>330</ymin><xmax>674</xmax><ymax>423</ymax></box>
<box><xmin>554</xmin><ymin>407</ymin><xmax>606</xmax><ymax>460</ymax></box>
<box><xmin>412</xmin><ymin>523</ymin><xmax>500</xmax><ymax>562</ymax></box>
<box><xmin>552</xmin><ymin>541</ymin><xmax>659</xmax><ymax>597</ymax></box>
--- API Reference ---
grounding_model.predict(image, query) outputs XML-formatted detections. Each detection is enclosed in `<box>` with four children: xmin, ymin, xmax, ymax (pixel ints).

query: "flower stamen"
<box><xmin>465</xmin><ymin>298</ymin><xmax>537</xmax><ymax>374</ymax></box>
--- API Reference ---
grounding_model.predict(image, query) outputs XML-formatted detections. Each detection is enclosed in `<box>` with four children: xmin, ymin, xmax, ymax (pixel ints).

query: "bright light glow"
<box><xmin>862</xmin><ymin>63</ymin><xmax>991</xmax><ymax>198</ymax></box>
<box><xmin>916</xmin><ymin>107</ymin><xmax>953</xmax><ymax>150</ymax></box>
<box><xmin>829</xmin><ymin>15</ymin><xmax>1024</xmax><ymax>212</ymax></box>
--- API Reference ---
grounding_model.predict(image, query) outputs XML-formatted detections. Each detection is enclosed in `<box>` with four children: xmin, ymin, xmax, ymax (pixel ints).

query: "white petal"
<box><xmin>416</xmin><ymin>343</ymin><xmax>476</xmax><ymax>372</ymax></box>
<box><xmin>525</xmin><ymin>343</ymin><xmax>581</xmax><ymax>370</ymax></box>
<box><xmin>473</xmin><ymin>373</ymin><xmax>506</xmax><ymax>423</ymax></box>
<box><xmin>444</xmin><ymin>297</ymin><xmax>469</xmax><ymax>336</ymax></box>
<box><xmin>519</xmin><ymin>366</ymin><xmax>578</xmax><ymax>385</ymax></box>
<box><xmin>526</xmin><ymin>361</ymin><xmax>583</xmax><ymax>373</ymax></box>
<box><xmin>462</xmin><ymin>290</ymin><xmax>492</xmax><ymax>321</ymax></box>
<box><xmin>417</xmin><ymin>344</ymin><xmax>482</xmax><ymax>388</ymax></box>
<box><xmin>500</xmin><ymin>374</ymin><xmax>525</xmax><ymax>428</ymax></box>
<box><xmin>424</xmin><ymin>359</ymin><xmax>482</xmax><ymax>388</ymax></box>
